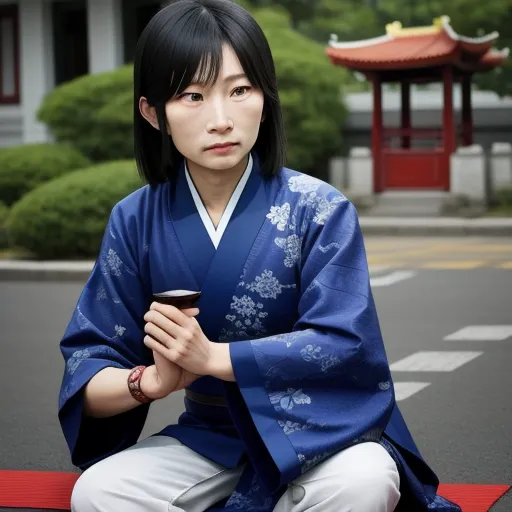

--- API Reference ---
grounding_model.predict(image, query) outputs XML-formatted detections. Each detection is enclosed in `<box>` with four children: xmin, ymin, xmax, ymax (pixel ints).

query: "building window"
<box><xmin>122</xmin><ymin>0</ymin><xmax>161</xmax><ymax>63</ymax></box>
<box><xmin>52</xmin><ymin>1</ymin><xmax>88</xmax><ymax>86</ymax></box>
<box><xmin>0</xmin><ymin>5</ymin><xmax>20</xmax><ymax>105</ymax></box>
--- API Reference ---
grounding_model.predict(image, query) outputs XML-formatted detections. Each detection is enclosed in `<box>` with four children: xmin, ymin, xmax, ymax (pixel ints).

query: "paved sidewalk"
<box><xmin>0</xmin><ymin>260</ymin><xmax>395</xmax><ymax>282</ymax></box>
<box><xmin>1</xmin><ymin>217</ymin><xmax>511</xmax><ymax>281</ymax></box>
<box><xmin>0</xmin><ymin>260</ymin><xmax>94</xmax><ymax>282</ymax></box>
<box><xmin>359</xmin><ymin>216</ymin><xmax>512</xmax><ymax>236</ymax></box>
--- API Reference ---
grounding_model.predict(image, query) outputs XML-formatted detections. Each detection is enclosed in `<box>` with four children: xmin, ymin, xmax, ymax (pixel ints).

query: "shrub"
<box><xmin>494</xmin><ymin>187</ymin><xmax>512</xmax><ymax>210</ymax></box>
<box><xmin>37</xmin><ymin>8</ymin><xmax>348</xmax><ymax>175</ymax></box>
<box><xmin>0</xmin><ymin>201</ymin><xmax>9</xmax><ymax>250</ymax></box>
<box><xmin>253</xmin><ymin>7</ymin><xmax>347</xmax><ymax>174</ymax></box>
<box><xmin>8</xmin><ymin>160</ymin><xmax>143</xmax><ymax>259</ymax></box>
<box><xmin>0</xmin><ymin>143</ymin><xmax>91</xmax><ymax>206</ymax></box>
<box><xmin>37</xmin><ymin>66</ymin><xmax>134</xmax><ymax>162</ymax></box>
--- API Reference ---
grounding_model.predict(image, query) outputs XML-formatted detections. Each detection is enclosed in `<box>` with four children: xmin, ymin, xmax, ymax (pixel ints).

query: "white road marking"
<box><xmin>370</xmin><ymin>270</ymin><xmax>416</xmax><ymax>288</ymax></box>
<box><xmin>444</xmin><ymin>325</ymin><xmax>512</xmax><ymax>342</ymax></box>
<box><xmin>393</xmin><ymin>382</ymin><xmax>431</xmax><ymax>401</ymax></box>
<box><xmin>369</xmin><ymin>265</ymin><xmax>393</xmax><ymax>276</ymax></box>
<box><xmin>389</xmin><ymin>351</ymin><xmax>483</xmax><ymax>372</ymax></box>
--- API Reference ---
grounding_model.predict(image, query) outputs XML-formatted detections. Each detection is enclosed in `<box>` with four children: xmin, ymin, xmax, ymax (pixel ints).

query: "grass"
<box><xmin>0</xmin><ymin>248</ymin><xmax>33</xmax><ymax>260</ymax></box>
<box><xmin>486</xmin><ymin>207</ymin><xmax>512</xmax><ymax>217</ymax></box>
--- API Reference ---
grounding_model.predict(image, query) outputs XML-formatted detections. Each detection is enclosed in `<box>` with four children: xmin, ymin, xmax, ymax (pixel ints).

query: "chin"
<box><xmin>201</xmin><ymin>152</ymin><xmax>246</xmax><ymax>171</ymax></box>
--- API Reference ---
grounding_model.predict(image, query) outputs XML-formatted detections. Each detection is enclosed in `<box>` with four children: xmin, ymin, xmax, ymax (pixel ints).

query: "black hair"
<box><xmin>133</xmin><ymin>0</ymin><xmax>286</xmax><ymax>184</ymax></box>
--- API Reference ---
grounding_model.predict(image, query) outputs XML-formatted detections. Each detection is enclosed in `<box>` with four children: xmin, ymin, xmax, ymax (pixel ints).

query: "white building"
<box><xmin>0</xmin><ymin>0</ymin><xmax>165</xmax><ymax>147</ymax></box>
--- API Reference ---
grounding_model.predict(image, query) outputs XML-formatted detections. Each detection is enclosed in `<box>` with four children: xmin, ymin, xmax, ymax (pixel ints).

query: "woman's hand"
<box><xmin>140</xmin><ymin>308</ymin><xmax>201</xmax><ymax>400</ymax></box>
<box><xmin>143</xmin><ymin>302</ymin><xmax>214</xmax><ymax>376</ymax></box>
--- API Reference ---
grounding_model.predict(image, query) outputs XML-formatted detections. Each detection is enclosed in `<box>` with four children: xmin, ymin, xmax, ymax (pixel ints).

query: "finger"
<box><xmin>182</xmin><ymin>308</ymin><xmax>199</xmax><ymax>317</ymax></box>
<box><xmin>144</xmin><ymin>311</ymin><xmax>185</xmax><ymax>339</ymax></box>
<box><xmin>144</xmin><ymin>321</ymin><xmax>176</xmax><ymax>349</ymax></box>
<box><xmin>144</xmin><ymin>335</ymin><xmax>177</xmax><ymax>361</ymax></box>
<box><xmin>150</xmin><ymin>302</ymin><xmax>190</xmax><ymax>326</ymax></box>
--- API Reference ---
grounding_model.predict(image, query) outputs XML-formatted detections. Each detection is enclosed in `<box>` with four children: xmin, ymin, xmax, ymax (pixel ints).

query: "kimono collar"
<box><xmin>184</xmin><ymin>154</ymin><xmax>254</xmax><ymax>249</ymax></box>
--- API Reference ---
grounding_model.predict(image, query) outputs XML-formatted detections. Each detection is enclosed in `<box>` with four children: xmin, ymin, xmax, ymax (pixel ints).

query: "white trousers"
<box><xmin>71</xmin><ymin>436</ymin><xmax>400</xmax><ymax>512</ymax></box>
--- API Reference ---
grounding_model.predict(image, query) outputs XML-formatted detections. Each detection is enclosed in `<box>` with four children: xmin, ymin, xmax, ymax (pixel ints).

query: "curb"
<box><xmin>0</xmin><ymin>262</ymin><xmax>94</xmax><ymax>282</ymax></box>
<box><xmin>1</xmin><ymin>218</ymin><xmax>511</xmax><ymax>282</ymax></box>
<box><xmin>359</xmin><ymin>217</ymin><xmax>512</xmax><ymax>236</ymax></box>
<box><xmin>0</xmin><ymin>262</ymin><xmax>391</xmax><ymax>282</ymax></box>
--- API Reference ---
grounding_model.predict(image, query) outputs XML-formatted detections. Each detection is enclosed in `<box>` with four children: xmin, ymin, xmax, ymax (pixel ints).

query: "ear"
<box><xmin>139</xmin><ymin>97</ymin><xmax>160</xmax><ymax>131</ymax></box>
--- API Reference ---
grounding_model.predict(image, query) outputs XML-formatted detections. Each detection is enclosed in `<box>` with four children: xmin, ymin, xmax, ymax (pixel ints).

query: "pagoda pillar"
<box><xmin>461</xmin><ymin>74</ymin><xmax>473</xmax><ymax>146</ymax></box>
<box><xmin>442</xmin><ymin>65</ymin><xmax>455</xmax><ymax>190</ymax></box>
<box><xmin>372</xmin><ymin>75</ymin><xmax>383</xmax><ymax>192</ymax></box>
<box><xmin>443</xmin><ymin>65</ymin><xmax>455</xmax><ymax>154</ymax></box>
<box><xmin>400</xmin><ymin>81</ymin><xmax>411</xmax><ymax>149</ymax></box>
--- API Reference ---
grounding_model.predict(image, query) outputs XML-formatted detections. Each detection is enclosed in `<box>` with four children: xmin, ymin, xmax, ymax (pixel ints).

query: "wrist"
<box><xmin>139</xmin><ymin>365</ymin><xmax>167</xmax><ymax>401</ymax></box>
<box><xmin>127</xmin><ymin>365</ymin><xmax>156</xmax><ymax>404</ymax></box>
<box><xmin>207</xmin><ymin>342</ymin><xmax>236</xmax><ymax>382</ymax></box>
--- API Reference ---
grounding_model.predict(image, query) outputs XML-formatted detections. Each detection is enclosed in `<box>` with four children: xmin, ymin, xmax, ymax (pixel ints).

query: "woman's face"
<box><xmin>165</xmin><ymin>44</ymin><xmax>264</xmax><ymax>173</ymax></box>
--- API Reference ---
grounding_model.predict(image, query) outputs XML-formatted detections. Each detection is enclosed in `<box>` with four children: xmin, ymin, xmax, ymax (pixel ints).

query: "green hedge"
<box><xmin>493</xmin><ymin>187</ymin><xmax>512</xmax><ymax>212</ymax></box>
<box><xmin>0</xmin><ymin>201</ymin><xmax>9</xmax><ymax>250</ymax></box>
<box><xmin>254</xmin><ymin>7</ymin><xmax>347</xmax><ymax>174</ymax></box>
<box><xmin>8</xmin><ymin>160</ymin><xmax>143</xmax><ymax>259</ymax></box>
<box><xmin>37</xmin><ymin>65</ymin><xmax>134</xmax><ymax>162</ymax></box>
<box><xmin>0</xmin><ymin>143</ymin><xmax>91</xmax><ymax>206</ymax></box>
<box><xmin>37</xmin><ymin>8</ymin><xmax>348</xmax><ymax>174</ymax></box>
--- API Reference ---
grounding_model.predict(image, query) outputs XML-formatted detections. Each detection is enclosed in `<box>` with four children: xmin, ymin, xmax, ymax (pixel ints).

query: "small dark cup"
<box><xmin>152</xmin><ymin>290</ymin><xmax>201</xmax><ymax>310</ymax></box>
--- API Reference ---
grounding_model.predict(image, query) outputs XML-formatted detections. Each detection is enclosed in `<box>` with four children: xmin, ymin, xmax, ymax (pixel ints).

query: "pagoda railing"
<box><xmin>383</xmin><ymin>127</ymin><xmax>443</xmax><ymax>150</ymax></box>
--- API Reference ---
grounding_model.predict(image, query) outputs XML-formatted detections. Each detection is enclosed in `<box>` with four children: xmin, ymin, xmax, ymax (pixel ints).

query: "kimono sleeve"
<box><xmin>225</xmin><ymin>198</ymin><xmax>395</xmax><ymax>492</ymax></box>
<box><xmin>58</xmin><ymin>204</ymin><xmax>152</xmax><ymax>470</ymax></box>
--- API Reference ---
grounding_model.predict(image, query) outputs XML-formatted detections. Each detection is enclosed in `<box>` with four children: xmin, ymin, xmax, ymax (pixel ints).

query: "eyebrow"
<box><xmin>223</xmin><ymin>73</ymin><xmax>248</xmax><ymax>82</ymax></box>
<box><xmin>188</xmin><ymin>72</ymin><xmax>248</xmax><ymax>87</ymax></box>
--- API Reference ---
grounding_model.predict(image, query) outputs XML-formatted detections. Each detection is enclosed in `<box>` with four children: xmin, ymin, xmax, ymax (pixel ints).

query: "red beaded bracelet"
<box><xmin>127</xmin><ymin>365</ymin><xmax>154</xmax><ymax>404</ymax></box>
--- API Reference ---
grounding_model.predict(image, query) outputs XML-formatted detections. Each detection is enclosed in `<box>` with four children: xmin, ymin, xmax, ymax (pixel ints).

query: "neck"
<box><xmin>186</xmin><ymin>155</ymin><xmax>249</xmax><ymax>213</ymax></box>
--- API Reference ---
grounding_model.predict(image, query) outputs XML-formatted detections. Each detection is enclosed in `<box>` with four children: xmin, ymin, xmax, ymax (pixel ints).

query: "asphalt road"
<box><xmin>0</xmin><ymin>237</ymin><xmax>511</xmax><ymax>511</ymax></box>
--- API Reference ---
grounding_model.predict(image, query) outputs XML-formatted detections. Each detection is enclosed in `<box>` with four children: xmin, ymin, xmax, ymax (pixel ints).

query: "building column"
<box><xmin>400</xmin><ymin>81</ymin><xmax>411</xmax><ymax>149</ymax></box>
<box><xmin>443</xmin><ymin>65</ymin><xmax>455</xmax><ymax>190</ymax></box>
<box><xmin>19</xmin><ymin>0</ymin><xmax>55</xmax><ymax>144</ymax></box>
<box><xmin>87</xmin><ymin>0</ymin><xmax>124</xmax><ymax>74</ymax></box>
<box><xmin>461</xmin><ymin>74</ymin><xmax>473</xmax><ymax>146</ymax></box>
<box><xmin>372</xmin><ymin>75</ymin><xmax>383</xmax><ymax>193</ymax></box>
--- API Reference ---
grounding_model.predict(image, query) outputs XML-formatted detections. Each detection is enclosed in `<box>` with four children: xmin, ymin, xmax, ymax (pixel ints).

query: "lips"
<box><xmin>206</xmin><ymin>142</ymin><xmax>238</xmax><ymax>151</ymax></box>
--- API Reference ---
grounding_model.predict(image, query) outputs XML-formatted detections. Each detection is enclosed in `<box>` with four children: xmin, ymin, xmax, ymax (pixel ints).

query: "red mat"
<box><xmin>0</xmin><ymin>470</ymin><xmax>509</xmax><ymax>511</ymax></box>
<box><xmin>438</xmin><ymin>484</ymin><xmax>510</xmax><ymax>512</ymax></box>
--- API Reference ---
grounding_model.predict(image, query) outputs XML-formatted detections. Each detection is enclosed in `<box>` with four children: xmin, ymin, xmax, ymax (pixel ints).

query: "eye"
<box><xmin>232</xmin><ymin>86</ymin><xmax>251</xmax><ymax>97</ymax></box>
<box><xmin>180</xmin><ymin>92</ymin><xmax>203</xmax><ymax>102</ymax></box>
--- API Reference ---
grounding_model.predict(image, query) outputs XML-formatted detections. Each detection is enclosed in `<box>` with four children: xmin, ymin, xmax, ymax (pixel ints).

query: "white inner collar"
<box><xmin>185</xmin><ymin>154</ymin><xmax>253</xmax><ymax>249</ymax></box>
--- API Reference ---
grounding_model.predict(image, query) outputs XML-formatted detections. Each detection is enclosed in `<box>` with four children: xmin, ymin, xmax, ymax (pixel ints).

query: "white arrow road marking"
<box><xmin>370</xmin><ymin>270</ymin><xmax>416</xmax><ymax>287</ymax></box>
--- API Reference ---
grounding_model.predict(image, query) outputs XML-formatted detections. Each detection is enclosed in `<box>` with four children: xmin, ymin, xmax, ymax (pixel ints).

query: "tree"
<box><xmin>377</xmin><ymin>0</ymin><xmax>512</xmax><ymax>96</ymax></box>
<box><xmin>258</xmin><ymin>0</ymin><xmax>511</xmax><ymax>97</ymax></box>
<box><xmin>298</xmin><ymin>0</ymin><xmax>382</xmax><ymax>44</ymax></box>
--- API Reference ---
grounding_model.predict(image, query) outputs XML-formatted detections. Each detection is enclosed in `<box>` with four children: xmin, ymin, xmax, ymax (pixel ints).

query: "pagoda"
<box><xmin>326</xmin><ymin>16</ymin><xmax>508</xmax><ymax>193</ymax></box>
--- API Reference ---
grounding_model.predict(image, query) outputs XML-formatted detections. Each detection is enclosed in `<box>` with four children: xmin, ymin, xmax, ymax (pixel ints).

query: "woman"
<box><xmin>58</xmin><ymin>1</ymin><xmax>461</xmax><ymax>511</ymax></box>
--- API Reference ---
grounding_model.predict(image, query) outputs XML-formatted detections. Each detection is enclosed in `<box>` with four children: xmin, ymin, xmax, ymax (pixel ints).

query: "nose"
<box><xmin>206</xmin><ymin>99</ymin><xmax>233</xmax><ymax>134</ymax></box>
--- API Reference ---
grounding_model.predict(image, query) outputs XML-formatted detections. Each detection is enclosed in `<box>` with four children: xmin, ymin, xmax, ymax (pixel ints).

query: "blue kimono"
<box><xmin>58</xmin><ymin>154</ymin><xmax>461</xmax><ymax>511</ymax></box>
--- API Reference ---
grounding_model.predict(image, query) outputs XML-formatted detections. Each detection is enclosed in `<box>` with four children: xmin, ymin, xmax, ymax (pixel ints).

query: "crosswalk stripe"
<box><xmin>393</xmin><ymin>382</ymin><xmax>431</xmax><ymax>401</ymax></box>
<box><xmin>389</xmin><ymin>351</ymin><xmax>483</xmax><ymax>372</ymax></box>
<box><xmin>444</xmin><ymin>326</ymin><xmax>512</xmax><ymax>341</ymax></box>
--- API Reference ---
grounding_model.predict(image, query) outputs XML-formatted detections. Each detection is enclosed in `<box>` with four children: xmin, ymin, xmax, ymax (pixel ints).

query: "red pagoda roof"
<box><xmin>326</xmin><ymin>16</ymin><xmax>509</xmax><ymax>73</ymax></box>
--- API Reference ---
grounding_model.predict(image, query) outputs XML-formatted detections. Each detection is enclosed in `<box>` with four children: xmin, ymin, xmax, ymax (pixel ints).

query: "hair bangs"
<box><xmin>168</xmin><ymin>21</ymin><xmax>225</xmax><ymax>98</ymax></box>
